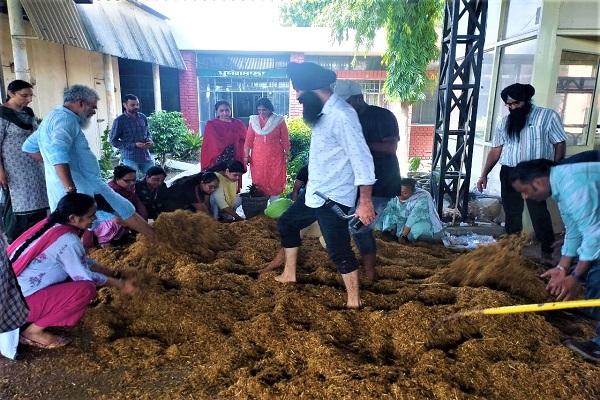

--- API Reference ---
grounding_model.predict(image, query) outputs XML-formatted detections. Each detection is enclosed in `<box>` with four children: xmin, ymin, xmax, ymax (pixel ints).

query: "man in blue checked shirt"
<box><xmin>512</xmin><ymin>159</ymin><xmax>600</xmax><ymax>362</ymax></box>
<box><xmin>110</xmin><ymin>94</ymin><xmax>154</xmax><ymax>176</ymax></box>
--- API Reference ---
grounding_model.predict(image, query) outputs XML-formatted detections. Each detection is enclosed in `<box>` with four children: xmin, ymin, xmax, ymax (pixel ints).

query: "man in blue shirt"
<box><xmin>511</xmin><ymin>159</ymin><xmax>600</xmax><ymax>362</ymax></box>
<box><xmin>22</xmin><ymin>85</ymin><xmax>154</xmax><ymax>240</ymax></box>
<box><xmin>110</xmin><ymin>94</ymin><xmax>154</xmax><ymax>176</ymax></box>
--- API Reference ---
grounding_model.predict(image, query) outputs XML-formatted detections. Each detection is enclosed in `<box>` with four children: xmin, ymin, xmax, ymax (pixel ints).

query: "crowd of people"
<box><xmin>0</xmin><ymin>61</ymin><xmax>599</xmax><ymax>363</ymax></box>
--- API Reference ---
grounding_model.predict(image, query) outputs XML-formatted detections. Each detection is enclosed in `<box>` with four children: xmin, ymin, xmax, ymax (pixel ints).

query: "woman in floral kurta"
<box><xmin>0</xmin><ymin>80</ymin><xmax>48</xmax><ymax>242</ymax></box>
<box><xmin>243</xmin><ymin>98</ymin><xmax>290</xmax><ymax>197</ymax></box>
<box><xmin>376</xmin><ymin>178</ymin><xmax>444</xmax><ymax>242</ymax></box>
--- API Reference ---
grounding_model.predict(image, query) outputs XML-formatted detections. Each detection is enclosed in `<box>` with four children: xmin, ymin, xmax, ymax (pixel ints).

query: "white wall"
<box><xmin>0</xmin><ymin>14</ymin><xmax>119</xmax><ymax>157</ymax></box>
<box><xmin>558</xmin><ymin>0</ymin><xmax>600</xmax><ymax>30</ymax></box>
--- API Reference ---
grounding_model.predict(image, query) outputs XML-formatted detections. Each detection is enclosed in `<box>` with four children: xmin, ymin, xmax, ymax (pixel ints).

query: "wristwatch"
<box><xmin>65</xmin><ymin>186</ymin><xmax>77</xmax><ymax>193</ymax></box>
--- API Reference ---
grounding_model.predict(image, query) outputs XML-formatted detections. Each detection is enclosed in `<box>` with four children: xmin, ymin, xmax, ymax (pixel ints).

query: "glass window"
<box><xmin>199</xmin><ymin>77</ymin><xmax>290</xmax><ymax>133</ymax></box>
<box><xmin>358</xmin><ymin>80</ymin><xmax>387</xmax><ymax>107</ymax></box>
<box><xmin>491</xmin><ymin>39</ymin><xmax>537</xmax><ymax>138</ymax></box>
<box><xmin>411</xmin><ymin>87</ymin><xmax>437</xmax><ymax>125</ymax></box>
<box><xmin>484</xmin><ymin>0</ymin><xmax>502</xmax><ymax>47</ymax></box>
<box><xmin>504</xmin><ymin>0</ymin><xmax>542</xmax><ymax>39</ymax></box>
<box><xmin>475</xmin><ymin>50</ymin><xmax>496</xmax><ymax>140</ymax></box>
<box><xmin>552</xmin><ymin>51</ymin><xmax>600</xmax><ymax>146</ymax></box>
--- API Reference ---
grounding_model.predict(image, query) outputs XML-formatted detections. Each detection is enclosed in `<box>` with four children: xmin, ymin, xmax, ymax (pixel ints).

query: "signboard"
<box><xmin>197</xmin><ymin>68</ymin><xmax>287</xmax><ymax>78</ymax></box>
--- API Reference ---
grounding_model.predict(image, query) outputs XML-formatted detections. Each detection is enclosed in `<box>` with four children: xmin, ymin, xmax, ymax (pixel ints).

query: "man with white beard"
<box><xmin>22</xmin><ymin>85</ymin><xmax>154</xmax><ymax>240</ymax></box>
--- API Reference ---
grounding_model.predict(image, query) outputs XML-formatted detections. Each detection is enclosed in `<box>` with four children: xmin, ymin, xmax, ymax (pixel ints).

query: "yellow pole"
<box><xmin>458</xmin><ymin>299</ymin><xmax>600</xmax><ymax>317</ymax></box>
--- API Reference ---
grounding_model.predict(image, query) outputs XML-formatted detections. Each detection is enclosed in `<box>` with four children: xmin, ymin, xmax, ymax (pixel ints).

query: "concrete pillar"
<box><xmin>152</xmin><ymin>63</ymin><xmax>162</xmax><ymax>111</ymax></box>
<box><xmin>7</xmin><ymin>0</ymin><xmax>30</xmax><ymax>81</ymax></box>
<box><xmin>103</xmin><ymin>54</ymin><xmax>117</xmax><ymax>125</ymax></box>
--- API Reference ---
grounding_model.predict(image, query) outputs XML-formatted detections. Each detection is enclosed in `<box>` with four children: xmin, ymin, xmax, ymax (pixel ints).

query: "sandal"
<box><xmin>19</xmin><ymin>334</ymin><xmax>72</xmax><ymax>349</ymax></box>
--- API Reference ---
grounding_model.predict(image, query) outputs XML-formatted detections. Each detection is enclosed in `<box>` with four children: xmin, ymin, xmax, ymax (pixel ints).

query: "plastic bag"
<box><xmin>442</xmin><ymin>232</ymin><xmax>496</xmax><ymax>250</ymax></box>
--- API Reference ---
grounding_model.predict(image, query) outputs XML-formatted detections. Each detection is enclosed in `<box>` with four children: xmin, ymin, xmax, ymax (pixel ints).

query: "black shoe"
<box><xmin>565</xmin><ymin>339</ymin><xmax>600</xmax><ymax>362</ymax></box>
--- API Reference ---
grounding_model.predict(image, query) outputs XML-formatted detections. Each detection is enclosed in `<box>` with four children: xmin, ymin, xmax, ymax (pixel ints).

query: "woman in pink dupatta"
<box><xmin>243</xmin><ymin>98</ymin><xmax>290</xmax><ymax>198</ymax></box>
<box><xmin>200</xmin><ymin>101</ymin><xmax>247</xmax><ymax>171</ymax></box>
<box><xmin>8</xmin><ymin>193</ymin><xmax>135</xmax><ymax>350</ymax></box>
<box><xmin>93</xmin><ymin>165</ymin><xmax>147</xmax><ymax>246</ymax></box>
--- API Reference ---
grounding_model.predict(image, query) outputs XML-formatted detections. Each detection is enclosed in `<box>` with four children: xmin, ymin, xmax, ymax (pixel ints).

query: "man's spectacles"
<box><xmin>505</xmin><ymin>100</ymin><xmax>521</xmax><ymax>107</ymax></box>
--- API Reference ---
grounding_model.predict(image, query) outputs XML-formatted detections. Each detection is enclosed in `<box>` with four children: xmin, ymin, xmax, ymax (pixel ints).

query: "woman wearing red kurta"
<box><xmin>200</xmin><ymin>101</ymin><xmax>246</xmax><ymax>171</ymax></box>
<box><xmin>243</xmin><ymin>98</ymin><xmax>290</xmax><ymax>198</ymax></box>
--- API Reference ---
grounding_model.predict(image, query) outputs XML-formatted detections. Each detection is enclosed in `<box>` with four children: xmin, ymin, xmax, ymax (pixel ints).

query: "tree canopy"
<box><xmin>280</xmin><ymin>0</ymin><xmax>443</xmax><ymax>103</ymax></box>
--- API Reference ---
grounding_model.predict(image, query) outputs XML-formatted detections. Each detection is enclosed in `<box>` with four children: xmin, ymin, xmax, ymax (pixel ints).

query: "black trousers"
<box><xmin>278</xmin><ymin>192</ymin><xmax>359</xmax><ymax>274</ymax></box>
<box><xmin>500</xmin><ymin>165</ymin><xmax>555</xmax><ymax>253</ymax></box>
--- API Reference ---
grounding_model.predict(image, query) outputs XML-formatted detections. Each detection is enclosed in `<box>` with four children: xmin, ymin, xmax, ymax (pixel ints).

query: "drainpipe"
<box><xmin>7</xmin><ymin>0</ymin><xmax>30</xmax><ymax>81</ymax></box>
<box><xmin>152</xmin><ymin>63</ymin><xmax>162</xmax><ymax>112</ymax></box>
<box><xmin>103</xmin><ymin>54</ymin><xmax>117</xmax><ymax>125</ymax></box>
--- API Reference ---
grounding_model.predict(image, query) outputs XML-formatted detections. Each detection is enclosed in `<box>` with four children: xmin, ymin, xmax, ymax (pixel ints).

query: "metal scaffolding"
<box><xmin>431</xmin><ymin>0</ymin><xmax>488</xmax><ymax>220</ymax></box>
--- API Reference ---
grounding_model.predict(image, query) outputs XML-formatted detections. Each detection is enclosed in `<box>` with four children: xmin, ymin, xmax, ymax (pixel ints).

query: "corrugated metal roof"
<box><xmin>77</xmin><ymin>1</ymin><xmax>184</xmax><ymax>69</ymax></box>
<box><xmin>20</xmin><ymin>0</ymin><xmax>94</xmax><ymax>50</ymax></box>
<box><xmin>18</xmin><ymin>0</ymin><xmax>184</xmax><ymax>69</ymax></box>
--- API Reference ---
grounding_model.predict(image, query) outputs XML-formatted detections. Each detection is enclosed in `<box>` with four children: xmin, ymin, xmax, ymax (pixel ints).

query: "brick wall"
<box><xmin>408</xmin><ymin>124</ymin><xmax>434</xmax><ymax>158</ymax></box>
<box><xmin>178</xmin><ymin>50</ymin><xmax>200</xmax><ymax>132</ymax></box>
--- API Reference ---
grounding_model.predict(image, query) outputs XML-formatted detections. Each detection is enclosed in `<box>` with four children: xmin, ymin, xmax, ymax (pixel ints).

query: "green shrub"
<box><xmin>285</xmin><ymin>117</ymin><xmax>312</xmax><ymax>193</ymax></box>
<box><xmin>173</xmin><ymin>132</ymin><xmax>202</xmax><ymax>162</ymax></box>
<box><xmin>409</xmin><ymin>156</ymin><xmax>422</xmax><ymax>172</ymax></box>
<box><xmin>99</xmin><ymin>127</ymin><xmax>116</xmax><ymax>180</ymax></box>
<box><xmin>287</xmin><ymin>117</ymin><xmax>311</xmax><ymax>161</ymax></box>
<box><xmin>148</xmin><ymin>111</ymin><xmax>191</xmax><ymax>165</ymax></box>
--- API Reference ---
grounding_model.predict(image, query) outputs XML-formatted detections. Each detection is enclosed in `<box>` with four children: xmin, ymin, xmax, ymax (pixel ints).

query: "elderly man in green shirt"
<box><xmin>511</xmin><ymin>159</ymin><xmax>600</xmax><ymax>362</ymax></box>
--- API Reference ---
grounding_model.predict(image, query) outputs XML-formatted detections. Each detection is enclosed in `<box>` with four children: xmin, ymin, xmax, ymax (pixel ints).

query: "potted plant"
<box><xmin>240</xmin><ymin>184</ymin><xmax>269</xmax><ymax>219</ymax></box>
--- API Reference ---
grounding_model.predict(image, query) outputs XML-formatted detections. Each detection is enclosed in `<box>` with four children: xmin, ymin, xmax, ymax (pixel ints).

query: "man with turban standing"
<box><xmin>275</xmin><ymin>62</ymin><xmax>376</xmax><ymax>309</ymax></box>
<box><xmin>477</xmin><ymin>83</ymin><xmax>567</xmax><ymax>257</ymax></box>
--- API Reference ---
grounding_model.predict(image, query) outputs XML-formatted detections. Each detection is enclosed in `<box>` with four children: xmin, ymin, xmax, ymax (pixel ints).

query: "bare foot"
<box><xmin>345</xmin><ymin>300</ymin><xmax>364</xmax><ymax>310</ymax></box>
<box><xmin>274</xmin><ymin>273</ymin><xmax>296</xmax><ymax>283</ymax></box>
<box><xmin>363</xmin><ymin>265</ymin><xmax>378</xmax><ymax>282</ymax></box>
<box><xmin>259</xmin><ymin>249</ymin><xmax>285</xmax><ymax>274</ymax></box>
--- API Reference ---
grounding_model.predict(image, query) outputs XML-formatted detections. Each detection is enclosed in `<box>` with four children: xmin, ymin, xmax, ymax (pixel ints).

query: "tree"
<box><xmin>280</xmin><ymin>0</ymin><xmax>443</xmax><ymax>103</ymax></box>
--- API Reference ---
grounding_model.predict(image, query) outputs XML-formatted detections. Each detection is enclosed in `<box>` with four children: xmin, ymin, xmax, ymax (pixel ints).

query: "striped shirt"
<box><xmin>492</xmin><ymin>105</ymin><xmax>567</xmax><ymax>167</ymax></box>
<box><xmin>550</xmin><ymin>162</ymin><xmax>600</xmax><ymax>261</ymax></box>
<box><xmin>305</xmin><ymin>94</ymin><xmax>376</xmax><ymax>208</ymax></box>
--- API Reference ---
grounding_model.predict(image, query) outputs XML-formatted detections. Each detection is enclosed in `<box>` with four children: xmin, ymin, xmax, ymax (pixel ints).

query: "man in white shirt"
<box><xmin>275</xmin><ymin>62</ymin><xmax>376</xmax><ymax>309</ymax></box>
<box><xmin>477</xmin><ymin>83</ymin><xmax>567</xmax><ymax>257</ymax></box>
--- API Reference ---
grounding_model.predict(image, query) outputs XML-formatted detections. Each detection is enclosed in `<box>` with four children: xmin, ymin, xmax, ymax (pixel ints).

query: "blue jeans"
<box><xmin>278</xmin><ymin>192</ymin><xmax>358</xmax><ymax>274</ymax></box>
<box><xmin>580</xmin><ymin>260</ymin><xmax>600</xmax><ymax>345</ymax></box>
<box><xmin>121</xmin><ymin>158</ymin><xmax>155</xmax><ymax>178</ymax></box>
<box><xmin>349</xmin><ymin>196</ymin><xmax>392</xmax><ymax>256</ymax></box>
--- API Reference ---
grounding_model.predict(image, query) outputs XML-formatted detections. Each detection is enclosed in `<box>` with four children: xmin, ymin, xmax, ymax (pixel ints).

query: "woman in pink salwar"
<box><xmin>200</xmin><ymin>101</ymin><xmax>247</xmax><ymax>171</ymax></box>
<box><xmin>244</xmin><ymin>98</ymin><xmax>290</xmax><ymax>199</ymax></box>
<box><xmin>9</xmin><ymin>193</ymin><xmax>136</xmax><ymax>349</ymax></box>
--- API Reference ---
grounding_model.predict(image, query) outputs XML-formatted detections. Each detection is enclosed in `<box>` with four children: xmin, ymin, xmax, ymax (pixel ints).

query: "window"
<box><xmin>484</xmin><ymin>0</ymin><xmax>502</xmax><ymax>47</ymax></box>
<box><xmin>358</xmin><ymin>80</ymin><xmax>387</xmax><ymax>108</ymax></box>
<box><xmin>199</xmin><ymin>76</ymin><xmax>290</xmax><ymax>133</ymax></box>
<box><xmin>490</xmin><ymin>39</ymin><xmax>537</xmax><ymax>138</ymax></box>
<box><xmin>503</xmin><ymin>0</ymin><xmax>542</xmax><ymax>39</ymax></box>
<box><xmin>411</xmin><ymin>87</ymin><xmax>436</xmax><ymax>125</ymax></box>
<box><xmin>475</xmin><ymin>50</ymin><xmax>496</xmax><ymax>140</ymax></box>
<box><xmin>552</xmin><ymin>51</ymin><xmax>600</xmax><ymax>146</ymax></box>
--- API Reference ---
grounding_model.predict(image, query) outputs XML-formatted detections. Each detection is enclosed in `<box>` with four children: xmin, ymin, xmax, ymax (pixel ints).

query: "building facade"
<box><xmin>0</xmin><ymin>0</ymin><xmax>183</xmax><ymax>156</ymax></box>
